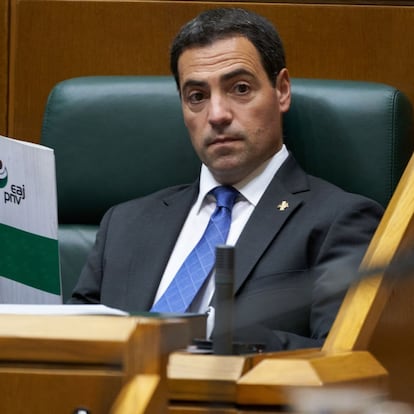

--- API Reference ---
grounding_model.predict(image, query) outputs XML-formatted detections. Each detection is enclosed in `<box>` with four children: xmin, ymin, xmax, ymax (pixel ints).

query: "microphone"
<box><xmin>213</xmin><ymin>245</ymin><xmax>235</xmax><ymax>355</ymax></box>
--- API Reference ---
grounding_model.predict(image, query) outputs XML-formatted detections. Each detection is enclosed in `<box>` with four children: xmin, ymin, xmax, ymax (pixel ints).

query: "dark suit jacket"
<box><xmin>70</xmin><ymin>155</ymin><xmax>383</xmax><ymax>351</ymax></box>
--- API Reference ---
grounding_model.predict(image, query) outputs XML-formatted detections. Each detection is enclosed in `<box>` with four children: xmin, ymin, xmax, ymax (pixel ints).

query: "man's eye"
<box><xmin>234</xmin><ymin>83</ymin><xmax>250</xmax><ymax>94</ymax></box>
<box><xmin>188</xmin><ymin>92</ymin><xmax>205</xmax><ymax>104</ymax></box>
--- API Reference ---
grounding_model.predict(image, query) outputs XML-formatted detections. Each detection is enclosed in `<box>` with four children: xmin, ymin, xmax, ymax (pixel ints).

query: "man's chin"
<box><xmin>207</xmin><ymin>159</ymin><xmax>246</xmax><ymax>184</ymax></box>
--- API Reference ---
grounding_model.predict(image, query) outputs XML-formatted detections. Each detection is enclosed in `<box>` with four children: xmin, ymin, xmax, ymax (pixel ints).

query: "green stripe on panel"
<box><xmin>0</xmin><ymin>223</ymin><xmax>61</xmax><ymax>295</ymax></box>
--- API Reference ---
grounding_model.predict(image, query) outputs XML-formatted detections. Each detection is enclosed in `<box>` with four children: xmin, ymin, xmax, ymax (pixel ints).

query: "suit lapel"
<box><xmin>127</xmin><ymin>182</ymin><xmax>198</xmax><ymax>310</ymax></box>
<box><xmin>234</xmin><ymin>155</ymin><xmax>310</xmax><ymax>293</ymax></box>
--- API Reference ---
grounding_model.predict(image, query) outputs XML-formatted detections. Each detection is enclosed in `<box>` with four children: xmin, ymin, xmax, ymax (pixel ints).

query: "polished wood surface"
<box><xmin>4</xmin><ymin>0</ymin><xmax>414</xmax><ymax>143</ymax></box>
<box><xmin>0</xmin><ymin>314</ymin><xmax>189</xmax><ymax>413</ymax></box>
<box><xmin>236</xmin><ymin>351</ymin><xmax>387</xmax><ymax>405</ymax></box>
<box><xmin>167</xmin><ymin>350</ymin><xmax>388</xmax><ymax>411</ymax></box>
<box><xmin>168</xmin><ymin>353</ymin><xmax>251</xmax><ymax>403</ymax></box>
<box><xmin>0</xmin><ymin>368</ymin><xmax>123</xmax><ymax>413</ymax></box>
<box><xmin>110</xmin><ymin>374</ymin><xmax>166</xmax><ymax>414</ymax></box>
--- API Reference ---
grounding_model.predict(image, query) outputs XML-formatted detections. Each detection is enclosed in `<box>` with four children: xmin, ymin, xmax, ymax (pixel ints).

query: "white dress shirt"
<box><xmin>152</xmin><ymin>145</ymin><xmax>289</xmax><ymax>336</ymax></box>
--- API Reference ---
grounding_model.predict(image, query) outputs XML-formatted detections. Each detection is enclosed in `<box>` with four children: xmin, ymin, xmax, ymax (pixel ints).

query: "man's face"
<box><xmin>178</xmin><ymin>36</ymin><xmax>291</xmax><ymax>185</ymax></box>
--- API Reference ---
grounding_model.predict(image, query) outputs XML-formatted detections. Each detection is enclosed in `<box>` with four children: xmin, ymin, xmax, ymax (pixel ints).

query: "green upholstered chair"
<box><xmin>40</xmin><ymin>76</ymin><xmax>413</xmax><ymax>302</ymax></box>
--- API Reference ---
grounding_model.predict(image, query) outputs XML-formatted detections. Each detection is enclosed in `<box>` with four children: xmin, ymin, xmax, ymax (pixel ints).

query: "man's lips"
<box><xmin>207</xmin><ymin>135</ymin><xmax>243</xmax><ymax>146</ymax></box>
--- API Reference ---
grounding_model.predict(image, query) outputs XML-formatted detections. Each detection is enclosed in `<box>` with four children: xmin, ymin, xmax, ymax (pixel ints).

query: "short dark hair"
<box><xmin>170</xmin><ymin>8</ymin><xmax>286</xmax><ymax>89</ymax></box>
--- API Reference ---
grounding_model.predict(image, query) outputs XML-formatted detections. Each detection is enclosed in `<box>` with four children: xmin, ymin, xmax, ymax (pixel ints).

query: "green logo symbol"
<box><xmin>0</xmin><ymin>160</ymin><xmax>8</xmax><ymax>188</ymax></box>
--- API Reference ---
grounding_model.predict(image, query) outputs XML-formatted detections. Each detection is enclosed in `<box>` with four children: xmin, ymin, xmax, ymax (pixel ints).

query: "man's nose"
<box><xmin>207</xmin><ymin>94</ymin><xmax>232</xmax><ymax>128</ymax></box>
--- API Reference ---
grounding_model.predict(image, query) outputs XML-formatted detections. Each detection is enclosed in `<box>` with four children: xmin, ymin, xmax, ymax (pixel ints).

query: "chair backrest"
<box><xmin>40</xmin><ymin>76</ymin><xmax>413</xmax><ymax>301</ymax></box>
<box><xmin>284</xmin><ymin>79</ymin><xmax>413</xmax><ymax>208</ymax></box>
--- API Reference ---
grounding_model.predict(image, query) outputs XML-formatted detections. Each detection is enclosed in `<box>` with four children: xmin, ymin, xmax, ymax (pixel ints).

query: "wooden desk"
<box><xmin>167</xmin><ymin>349</ymin><xmax>388</xmax><ymax>413</ymax></box>
<box><xmin>0</xmin><ymin>314</ymin><xmax>189</xmax><ymax>413</ymax></box>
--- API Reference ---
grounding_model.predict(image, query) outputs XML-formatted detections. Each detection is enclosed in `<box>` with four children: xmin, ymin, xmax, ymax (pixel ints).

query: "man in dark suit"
<box><xmin>69</xmin><ymin>8</ymin><xmax>383</xmax><ymax>351</ymax></box>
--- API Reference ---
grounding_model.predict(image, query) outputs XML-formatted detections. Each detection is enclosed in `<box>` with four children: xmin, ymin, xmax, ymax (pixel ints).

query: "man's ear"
<box><xmin>277</xmin><ymin>68</ymin><xmax>291</xmax><ymax>113</ymax></box>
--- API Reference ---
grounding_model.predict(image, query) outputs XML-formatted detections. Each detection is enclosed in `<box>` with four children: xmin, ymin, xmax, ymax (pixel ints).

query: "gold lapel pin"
<box><xmin>277</xmin><ymin>200</ymin><xmax>289</xmax><ymax>211</ymax></box>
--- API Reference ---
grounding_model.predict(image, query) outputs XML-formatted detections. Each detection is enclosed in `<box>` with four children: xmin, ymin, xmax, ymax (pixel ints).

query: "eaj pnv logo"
<box><xmin>0</xmin><ymin>160</ymin><xmax>8</xmax><ymax>188</ymax></box>
<box><xmin>1</xmin><ymin>159</ymin><xmax>26</xmax><ymax>205</ymax></box>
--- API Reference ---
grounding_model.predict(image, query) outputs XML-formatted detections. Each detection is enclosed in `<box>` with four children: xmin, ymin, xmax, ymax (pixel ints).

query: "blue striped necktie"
<box><xmin>150</xmin><ymin>186</ymin><xmax>238</xmax><ymax>313</ymax></box>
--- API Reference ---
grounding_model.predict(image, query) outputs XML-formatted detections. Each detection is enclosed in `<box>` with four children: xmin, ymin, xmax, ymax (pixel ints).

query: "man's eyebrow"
<box><xmin>220</xmin><ymin>68</ymin><xmax>255</xmax><ymax>82</ymax></box>
<box><xmin>181</xmin><ymin>68</ymin><xmax>255</xmax><ymax>93</ymax></box>
<box><xmin>181</xmin><ymin>79</ymin><xmax>208</xmax><ymax>92</ymax></box>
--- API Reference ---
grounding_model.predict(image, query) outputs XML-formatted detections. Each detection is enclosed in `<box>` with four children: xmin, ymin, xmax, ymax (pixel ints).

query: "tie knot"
<box><xmin>212</xmin><ymin>186</ymin><xmax>238</xmax><ymax>210</ymax></box>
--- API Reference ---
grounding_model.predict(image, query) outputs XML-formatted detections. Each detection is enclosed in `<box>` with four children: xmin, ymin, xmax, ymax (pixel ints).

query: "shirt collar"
<box><xmin>195</xmin><ymin>144</ymin><xmax>289</xmax><ymax>212</ymax></box>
